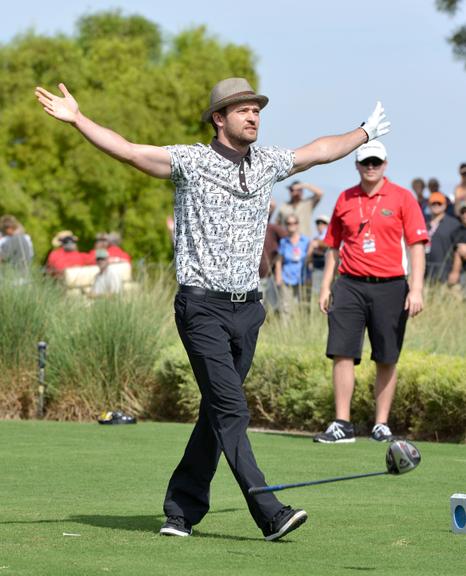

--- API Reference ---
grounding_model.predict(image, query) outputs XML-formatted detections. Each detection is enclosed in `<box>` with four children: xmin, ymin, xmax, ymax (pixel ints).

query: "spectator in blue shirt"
<box><xmin>274</xmin><ymin>215</ymin><xmax>310</xmax><ymax>316</ymax></box>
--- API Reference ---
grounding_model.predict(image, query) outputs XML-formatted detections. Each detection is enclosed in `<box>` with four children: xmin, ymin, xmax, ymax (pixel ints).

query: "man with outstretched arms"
<box><xmin>36</xmin><ymin>78</ymin><xmax>390</xmax><ymax>540</ymax></box>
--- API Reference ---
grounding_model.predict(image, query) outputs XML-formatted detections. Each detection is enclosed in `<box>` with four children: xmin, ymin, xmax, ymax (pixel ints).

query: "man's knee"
<box><xmin>333</xmin><ymin>356</ymin><xmax>356</xmax><ymax>368</ymax></box>
<box><xmin>215</xmin><ymin>406</ymin><xmax>250</xmax><ymax>433</ymax></box>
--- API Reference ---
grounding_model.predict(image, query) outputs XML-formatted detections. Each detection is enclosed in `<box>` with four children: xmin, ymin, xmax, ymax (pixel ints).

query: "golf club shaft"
<box><xmin>248</xmin><ymin>470</ymin><xmax>388</xmax><ymax>495</ymax></box>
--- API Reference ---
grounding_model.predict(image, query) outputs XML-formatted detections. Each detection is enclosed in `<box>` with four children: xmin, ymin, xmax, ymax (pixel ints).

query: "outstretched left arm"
<box><xmin>290</xmin><ymin>101</ymin><xmax>390</xmax><ymax>175</ymax></box>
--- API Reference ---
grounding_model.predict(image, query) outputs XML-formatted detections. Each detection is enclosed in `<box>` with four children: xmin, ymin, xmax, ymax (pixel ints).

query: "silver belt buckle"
<box><xmin>231</xmin><ymin>291</ymin><xmax>247</xmax><ymax>303</ymax></box>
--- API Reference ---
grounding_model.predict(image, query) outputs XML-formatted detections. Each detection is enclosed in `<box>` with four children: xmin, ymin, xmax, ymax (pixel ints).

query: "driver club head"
<box><xmin>386</xmin><ymin>440</ymin><xmax>421</xmax><ymax>475</ymax></box>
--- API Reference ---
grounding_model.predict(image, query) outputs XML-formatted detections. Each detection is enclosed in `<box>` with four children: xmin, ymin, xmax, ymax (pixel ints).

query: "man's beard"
<box><xmin>225</xmin><ymin>124</ymin><xmax>258</xmax><ymax>147</ymax></box>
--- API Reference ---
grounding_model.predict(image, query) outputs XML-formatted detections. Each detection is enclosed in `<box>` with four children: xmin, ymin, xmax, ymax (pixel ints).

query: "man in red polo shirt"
<box><xmin>314</xmin><ymin>141</ymin><xmax>428</xmax><ymax>443</ymax></box>
<box><xmin>46</xmin><ymin>231</ymin><xmax>87</xmax><ymax>276</ymax></box>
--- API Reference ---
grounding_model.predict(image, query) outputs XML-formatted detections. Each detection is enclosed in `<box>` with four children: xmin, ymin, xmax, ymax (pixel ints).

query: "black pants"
<box><xmin>163</xmin><ymin>292</ymin><xmax>283</xmax><ymax>531</ymax></box>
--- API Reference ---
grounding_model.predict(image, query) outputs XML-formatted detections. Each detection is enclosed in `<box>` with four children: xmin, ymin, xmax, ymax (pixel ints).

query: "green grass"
<box><xmin>1</xmin><ymin>421</ymin><xmax>465</xmax><ymax>575</ymax></box>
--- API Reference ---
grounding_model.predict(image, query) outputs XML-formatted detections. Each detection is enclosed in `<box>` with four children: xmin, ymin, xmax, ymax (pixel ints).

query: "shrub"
<box><xmin>152</xmin><ymin>343</ymin><xmax>466</xmax><ymax>442</ymax></box>
<box><xmin>152</xmin><ymin>344</ymin><xmax>199</xmax><ymax>421</ymax></box>
<box><xmin>389</xmin><ymin>351</ymin><xmax>466</xmax><ymax>441</ymax></box>
<box><xmin>245</xmin><ymin>345</ymin><xmax>332</xmax><ymax>428</ymax></box>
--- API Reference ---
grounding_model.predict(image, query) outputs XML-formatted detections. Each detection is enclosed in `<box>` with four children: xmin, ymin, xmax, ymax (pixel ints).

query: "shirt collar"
<box><xmin>356</xmin><ymin>177</ymin><xmax>389</xmax><ymax>197</ymax></box>
<box><xmin>210</xmin><ymin>138</ymin><xmax>251</xmax><ymax>166</ymax></box>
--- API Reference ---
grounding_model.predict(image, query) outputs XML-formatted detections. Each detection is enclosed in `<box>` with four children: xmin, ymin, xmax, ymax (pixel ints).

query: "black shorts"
<box><xmin>326</xmin><ymin>276</ymin><xmax>409</xmax><ymax>365</ymax></box>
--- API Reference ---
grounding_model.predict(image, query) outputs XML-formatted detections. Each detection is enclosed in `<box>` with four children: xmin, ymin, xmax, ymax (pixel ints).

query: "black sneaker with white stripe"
<box><xmin>313</xmin><ymin>420</ymin><xmax>356</xmax><ymax>443</ymax></box>
<box><xmin>263</xmin><ymin>506</ymin><xmax>308</xmax><ymax>541</ymax></box>
<box><xmin>371</xmin><ymin>423</ymin><xmax>395</xmax><ymax>442</ymax></box>
<box><xmin>159</xmin><ymin>515</ymin><xmax>192</xmax><ymax>537</ymax></box>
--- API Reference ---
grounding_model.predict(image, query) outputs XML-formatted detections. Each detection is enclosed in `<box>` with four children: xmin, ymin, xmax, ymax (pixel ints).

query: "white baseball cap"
<box><xmin>356</xmin><ymin>140</ymin><xmax>387</xmax><ymax>162</ymax></box>
<box><xmin>315</xmin><ymin>214</ymin><xmax>330</xmax><ymax>224</ymax></box>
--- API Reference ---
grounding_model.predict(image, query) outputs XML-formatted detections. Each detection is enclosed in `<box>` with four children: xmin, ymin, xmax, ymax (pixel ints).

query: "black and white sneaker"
<box><xmin>263</xmin><ymin>506</ymin><xmax>308</xmax><ymax>541</ymax></box>
<box><xmin>159</xmin><ymin>516</ymin><xmax>192</xmax><ymax>537</ymax></box>
<box><xmin>371</xmin><ymin>423</ymin><xmax>395</xmax><ymax>442</ymax></box>
<box><xmin>313</xmin><ymin>420</ymin><xmax>356</xmax><ymax>443</ymax></box>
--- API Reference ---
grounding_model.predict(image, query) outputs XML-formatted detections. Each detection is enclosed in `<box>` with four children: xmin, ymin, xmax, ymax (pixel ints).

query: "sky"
<box><xmin>2</xmin><ymin>0</ymin><xmax>466</xmax><ymax>219</ymax></box>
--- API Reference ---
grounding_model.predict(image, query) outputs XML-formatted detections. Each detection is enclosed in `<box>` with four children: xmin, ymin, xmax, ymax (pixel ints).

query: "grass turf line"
<box><xmin>0</xmin><ymin>421</ymin><xmax>465</xmax><ymax>576</ymax></box>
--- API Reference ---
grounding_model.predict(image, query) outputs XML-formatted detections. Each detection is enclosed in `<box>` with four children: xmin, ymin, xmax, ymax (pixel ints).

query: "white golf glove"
<box><xmin>361</xmin><ymin>101</ymin><xmax>391</xmax><ymax>141</ymax></box>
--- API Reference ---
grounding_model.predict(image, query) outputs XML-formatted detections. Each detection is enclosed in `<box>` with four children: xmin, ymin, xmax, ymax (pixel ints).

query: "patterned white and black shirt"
<box><xmin>165</xmin><ymin>139</ymin><xmax>294</xmax><ymax>292</ymax></box>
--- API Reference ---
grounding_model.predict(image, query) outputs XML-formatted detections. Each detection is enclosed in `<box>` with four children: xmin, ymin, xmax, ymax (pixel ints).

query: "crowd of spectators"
<box><xmin>45</xmin><ymin>230</ymin><xmax>131</xmax><ymax>278</ymax></box>
<box><xmin>1</xmin><ymin>163</ymin><xmax>465</xmax><ymax>304</ymax></box>
<box><xmin>0</xmin><ymin>223</ymin><xmax>131</xmax><ymax>297</ymax></box>
<box><xmin>411</xmin><ymin>164</ymin><xmax>466</xmax><ymax>291</ymax></box>
<box><xmin>258</xmin><ymin>180</ymin><xmax>329</xmax><ymax>317</ymax></box>
<box><xmin>260</xmin><ymin>165</ymin><xmax>466</xmax><ymax>314</ymax></box>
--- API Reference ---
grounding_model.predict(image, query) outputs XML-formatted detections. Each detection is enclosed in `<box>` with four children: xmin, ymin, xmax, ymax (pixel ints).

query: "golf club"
<box><xmin>248</xmin><ymin>440</ymin><xmax>421</xmax><ymax>495</ymax></box>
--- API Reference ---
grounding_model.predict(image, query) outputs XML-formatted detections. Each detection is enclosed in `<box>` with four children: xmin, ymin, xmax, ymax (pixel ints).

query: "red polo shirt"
<box><xmin>46</xmin><ymin>248</ymin><xmax>87</xmax><ymax>272</ymax></box>
<box><xmin>325</xmin><ymin>178</ymin><xmax>428</xmax><ymax>277</ymax></box>
<box><xmin>85</xmin><ymin>245</ymin><xmax>132</xmax><ymax>265</ymax></box>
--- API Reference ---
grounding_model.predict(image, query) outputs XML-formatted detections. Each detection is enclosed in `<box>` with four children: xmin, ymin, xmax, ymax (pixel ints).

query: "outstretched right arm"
<box><xmin>35</xmin><ymin>83</ymin><xmax>172</xmax><ymax>179</ymax></box>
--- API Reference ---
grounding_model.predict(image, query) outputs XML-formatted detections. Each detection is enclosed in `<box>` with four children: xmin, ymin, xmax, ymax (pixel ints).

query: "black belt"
<box><xmin>341</xmin><ymin>274</ymin><xmax>406</xmax><ymax>284</ymax></box>
<box><xmin>179</xmin><ymin>285</ymin><xmax>262</xmax><ymax>303</ymax></box>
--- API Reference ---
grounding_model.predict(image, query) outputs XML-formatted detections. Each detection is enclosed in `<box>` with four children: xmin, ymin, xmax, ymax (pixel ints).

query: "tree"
<box><xmin>436</xmin><ymin>0</ymin><xmax>466</xmax><ymax>63</ymax></box>
<box><xmin>0</xmin><ymin>11</ymin><xmax>259</xmax><ymax>263</ymax></box>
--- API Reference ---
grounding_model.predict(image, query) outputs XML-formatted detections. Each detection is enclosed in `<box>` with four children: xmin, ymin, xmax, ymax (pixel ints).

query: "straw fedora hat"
<box><xmin>52</xmin><ymin>230</ymin><xmax>78</xmax><ymax>248</ymax></box>
<box><xmin>201</xmin><ymin>78</ymin><xmax>268</xmax><ymax>123</ymax></box>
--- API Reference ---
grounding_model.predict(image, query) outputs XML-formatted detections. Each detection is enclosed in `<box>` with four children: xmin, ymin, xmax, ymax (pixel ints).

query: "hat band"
<box><xmin>213</xmin><ymin>90</ymin><xmax>259</xmax><ymax>108</ymax></box>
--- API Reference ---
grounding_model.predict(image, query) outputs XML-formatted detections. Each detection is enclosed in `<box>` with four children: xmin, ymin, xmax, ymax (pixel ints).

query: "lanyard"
<box><xmin>357</xmin><ymin>193</ymin><xmax>381</xmax><ymax>236</ymax></box>
<box><xmin>428</xmin><ymin>218</ymin><xmax>440</xmax><ymax>240</ymax></box>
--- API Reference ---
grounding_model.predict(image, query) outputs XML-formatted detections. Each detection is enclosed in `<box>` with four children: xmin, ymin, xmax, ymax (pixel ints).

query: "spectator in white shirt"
<box><xmin>90</xmin><ymin>249</ymin><xmax>123</xmax><ymax>297</ymax></box>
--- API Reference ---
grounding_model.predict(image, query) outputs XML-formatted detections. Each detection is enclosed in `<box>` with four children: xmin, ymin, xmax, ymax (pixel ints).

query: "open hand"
<box><xmin>35</xmin><ymin>83</ymin><xmax>79</xmax><ymax>123</ymax></box>
<box><xmin>362</xmin><ymin>101</ymin><xmax>391</xmax><ymax>141</ymax></box>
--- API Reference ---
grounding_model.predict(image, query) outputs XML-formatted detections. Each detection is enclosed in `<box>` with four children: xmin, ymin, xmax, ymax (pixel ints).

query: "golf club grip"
<box><xmin>248</xmin><ymin>471</ymin><xmax>388</xmax><ymax>495</ymax></box>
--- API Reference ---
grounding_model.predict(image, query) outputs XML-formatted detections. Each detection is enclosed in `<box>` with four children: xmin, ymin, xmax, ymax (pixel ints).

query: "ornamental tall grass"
<box><xmin>0</xmin><ymin>269</ymin><xmax>464</xmax><ymax>422</ymax></box>
<box><xmin>260</xmin><ymin>282</ymin><xmax>466</xmax><ymax>357</ymax></box>
<box><xmin>0</xmin><ymin>268</ymin><xmax>60</xmax><ymax>369</ymax></box>
<box><xmin>44</xmin><ymin>279</ymin><xmax>176</xmax><ymax>420</ymax></box>
<box><xmin>0</xmin><ymin>269</ymin><xmax>63</xmax><ymax>417</ymax></box>
<box><xmin>402</xmin><ymin>282</ymin><xmax>466</xmax><ymax>356</ymax></box>
<box><xmin>0</xmin><ymin>269</ymin><xmax>177</xmax><ymax>419</ymax></box>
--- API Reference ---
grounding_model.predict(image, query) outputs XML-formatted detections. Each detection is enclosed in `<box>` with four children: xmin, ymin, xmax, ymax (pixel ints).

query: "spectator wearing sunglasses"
<box><xmin>428</xmin><ymin>177</ymin><xmax>455</xmax><ymax>218</ymax></box>
<box><xmin>274</xmin><ymin>215</ymin><xmax>311</xmax><ymax>316</ymax></box>
<box><xmin>425</xmin><ymin>192</ymin><xmax>461</xmax><ymax>283</ymax></box>
<box><xmin>315</xmin><ymin>140</ymin><xmax>428</xmax><ymax>444</ymax></box>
